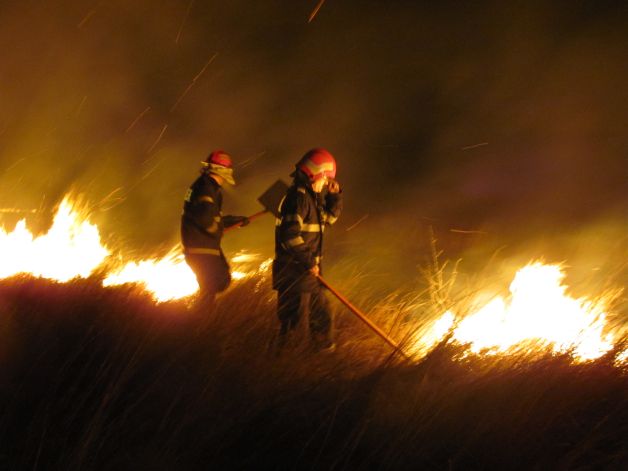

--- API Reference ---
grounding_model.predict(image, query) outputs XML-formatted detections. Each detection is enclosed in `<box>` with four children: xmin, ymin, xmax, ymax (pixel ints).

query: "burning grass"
<box><xmin>0</xmin><ymin>269</ymin><xmax>626</xmax><ymax>469</ymax></box>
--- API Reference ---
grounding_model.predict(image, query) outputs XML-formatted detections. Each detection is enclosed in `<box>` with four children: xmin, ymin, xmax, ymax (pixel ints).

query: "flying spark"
<box><xmin>170</xmin><ymin>53</ymin><xmax>218</xmax><ymax>112</ymax></box>
<box><xmin>308</xmin><ymin>0</ymin><xmax>327</xmax><ymax>23</ymax></box>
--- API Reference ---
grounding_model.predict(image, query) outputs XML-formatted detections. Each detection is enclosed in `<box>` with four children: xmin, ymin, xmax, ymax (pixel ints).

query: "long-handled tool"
<box><xmin>221</xmin><ymin>180</ymin><xmax>409</xmax><ymax>359</ymax></box>
<box><xmin>315</xmin><ymin>274</ymin><xmax>411</xmax><ymax>360</ymax></box>
<box><xmin>224</xmin><ymin>179</ymin><xmax>288</xmax><ymax>233</ymax></box>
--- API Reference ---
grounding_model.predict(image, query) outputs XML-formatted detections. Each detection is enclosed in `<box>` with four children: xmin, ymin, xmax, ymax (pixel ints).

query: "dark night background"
<box><xmin>0</xmin><ymin>0</ymin><xmax>626</xmax><ymax>289</ymax></box>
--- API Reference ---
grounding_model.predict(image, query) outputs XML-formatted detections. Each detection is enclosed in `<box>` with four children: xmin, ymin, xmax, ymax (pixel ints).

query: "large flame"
<box><xmin>412</xmin><ymin>263</ymin><xmax>619</xmax><ymax>362</ymax></box>
<box><xmin>0</xmin><ymin>197</ymin><xmax>109</xmax><ymax>282</ymax></box>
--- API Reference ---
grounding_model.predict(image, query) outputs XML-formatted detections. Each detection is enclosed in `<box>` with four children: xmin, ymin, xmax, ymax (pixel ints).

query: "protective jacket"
<box><xmin>182</xmin><ymin>173</ymin><xmax>246</xmax><ymax>295</ymax></box>
<box><xmin>273</xmin><ymin>171</ymin><xmax>342</xmax><ymax>292</ymax></box>
<box><xmin>181</xmin><ymin>174</ymin><xmax>226</xmax><ymax>255</ymax></box>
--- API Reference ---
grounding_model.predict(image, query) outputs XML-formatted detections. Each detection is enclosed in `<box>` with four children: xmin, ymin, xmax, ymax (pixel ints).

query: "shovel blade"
<box><xmin>257</xmin><ymin>179</ymin><xmax>289</xmax><ymax>218</ymax></box>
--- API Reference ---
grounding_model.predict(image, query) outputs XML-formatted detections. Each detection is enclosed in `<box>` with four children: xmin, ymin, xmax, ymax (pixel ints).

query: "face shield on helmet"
<box><xmin>201</xmin><ymin>150</ymin><xmax>235</xmax><ymax>185</ymax></box>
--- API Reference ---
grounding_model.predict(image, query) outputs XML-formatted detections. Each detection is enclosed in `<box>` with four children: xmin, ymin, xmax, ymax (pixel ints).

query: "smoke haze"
<box><xmin>1</xmin><ymin>1</ymin><xmax>626</xmax><ymax>289</ymax></box>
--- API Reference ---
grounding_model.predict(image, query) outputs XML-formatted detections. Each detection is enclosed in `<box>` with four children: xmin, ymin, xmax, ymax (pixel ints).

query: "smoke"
<box><xmin>0</xmin><ymin>1</ymin><xmax>626</xmax><ymax>286</ymax></box>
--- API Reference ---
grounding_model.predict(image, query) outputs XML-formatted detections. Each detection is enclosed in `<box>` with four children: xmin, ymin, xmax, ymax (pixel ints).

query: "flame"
<box><xmin>103</xmin><ymin>250</ymin><xmax>199</xmax><ymax>302</ymax></box>
<box><xmin>413</xmin><ymin>263</ymin><xmax>618</xmax><ymax>362</ymax></box>
<box><xmin>103</xmin><ymin>250</ymin><xmax>271</xmax><ymax>302</ymax></box>
<box><xmin>1</xmin><ymin>196</ymin><xmax>624</xmax><ymax>364</ymax></box>
<box><xmin>0</xmin><ymin>197</ymin><xmax>109</xmax><ymax>282</ymax></box>
<box><xmin>0</xmin><ymin>196</ymin><xmax>272</xmax><ymax>302</ymax></box>
<box><xmin>408</xmin><ymin>311</ymin><xmax>456</xmax><ymax>357</ymax></box>
<box><xmin>230</xmin><ymin>251</ymin><xmax>272</xmax><ymax>281</ymax></box>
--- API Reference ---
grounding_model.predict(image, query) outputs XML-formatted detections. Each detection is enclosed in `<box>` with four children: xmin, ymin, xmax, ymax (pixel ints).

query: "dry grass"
<box><xmin>0</xmin><ymin>265</ymin><xmax>626</xmax><ymax>470</ymax></box>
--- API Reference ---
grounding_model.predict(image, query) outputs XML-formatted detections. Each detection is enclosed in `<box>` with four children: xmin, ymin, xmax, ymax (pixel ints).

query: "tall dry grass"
<box><xmin>0</xmin><ymin>259</ymin><xmax>626</xmax><ymax>469</ymax></box>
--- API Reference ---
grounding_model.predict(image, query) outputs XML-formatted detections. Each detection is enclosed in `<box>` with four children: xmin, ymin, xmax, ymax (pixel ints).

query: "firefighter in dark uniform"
<box><xmin>181</xmin><ymin>150</ymin><xmax>248</xmax><ymax>312</ymax></box>
<box><xmin>273</xmin><ymin>148</ymin><xmax>342</xmax><ymax>351</ymax></box>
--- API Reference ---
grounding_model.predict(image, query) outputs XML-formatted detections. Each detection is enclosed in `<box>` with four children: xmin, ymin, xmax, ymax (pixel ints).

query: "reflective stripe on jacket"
<box><xmin>273</xmin><ymin>178</ymin><xmax>342</xmax><ymax>291</ymax></box>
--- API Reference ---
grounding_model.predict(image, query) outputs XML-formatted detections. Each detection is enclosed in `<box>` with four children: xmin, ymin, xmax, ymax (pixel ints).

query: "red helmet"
<box><xmin>296</xmin><ymin>148</ymin><xmax>336</xmax><ymax>181</ymax></box>
<box><xmin>204</xmin><ymin>150</ymin><xmax>233</xmax><ymax>168</ymax></box>
<box><xmin>201</xmin><ymin>150</ymin><xmax>235</xmax><ymax>185</ymax></box>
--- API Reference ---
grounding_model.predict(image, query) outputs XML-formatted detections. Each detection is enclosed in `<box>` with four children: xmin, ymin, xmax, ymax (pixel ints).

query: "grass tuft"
<box><xmin>0</xmin><ymin>271</ymin><xmax>626</xmax><ymax>470</ymax></box>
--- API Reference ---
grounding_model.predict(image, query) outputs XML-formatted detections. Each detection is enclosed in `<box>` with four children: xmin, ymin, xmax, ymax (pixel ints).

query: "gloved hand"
<box><xmin>223</xmin><ymin>215</ymin><xmax>250</xmax><ymax>229</ymax></box>
<box><xmin>327</xmin><ymin>179</ymin><xmax>341</xmax><ymax>194</ymax></box>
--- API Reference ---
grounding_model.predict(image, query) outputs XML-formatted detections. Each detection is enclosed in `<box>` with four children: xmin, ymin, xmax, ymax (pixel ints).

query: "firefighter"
<box><xmin>273</xmin><ymin>148</ymin><xmax>343</xmax><ymax>351</ymax></box>
<box><xmin>181</xmin><ymin>150</ymin><xmax>249</xmax><ymax>312</ymax></box>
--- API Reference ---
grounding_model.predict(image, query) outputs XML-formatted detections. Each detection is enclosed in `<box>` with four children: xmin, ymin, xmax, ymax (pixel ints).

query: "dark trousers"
<box><xmin>277</xmin><ymin>283</ymin><xmax>332</xmax><ymax>345</ymax></box>
<box><xmin>185</xmin><ymin>253</ymin><xmax>231</xmax><ymax>314</ymax></box>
